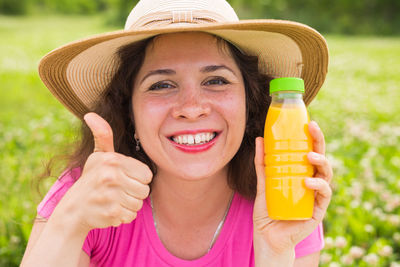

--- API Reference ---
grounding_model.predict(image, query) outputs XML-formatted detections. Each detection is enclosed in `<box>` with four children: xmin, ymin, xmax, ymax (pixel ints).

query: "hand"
<box><xmin>252</xmin><ymin>121</ymin><xmax>332</xmax><ymax>255</ymax></box>
<box><xmin>54</xmin><ymin>112</ymin><xmax>153</xmax><ymax>232</ymax></box>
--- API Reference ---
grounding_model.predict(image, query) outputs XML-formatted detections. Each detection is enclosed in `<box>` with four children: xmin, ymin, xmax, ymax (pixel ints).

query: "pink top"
<box><xmin>37</xmin><ymin>169</ymin><xmax>324</xmax><ymax>266</ymax></box>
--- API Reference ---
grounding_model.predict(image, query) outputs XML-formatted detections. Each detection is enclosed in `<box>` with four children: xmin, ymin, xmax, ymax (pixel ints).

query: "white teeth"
<box><xmin>195</xmin><ymin>134</ymin><xmax>201</xmax><ymax>144</ymax></box>
<box><xmin>188</xmin><ymin>135</ymin><xmax>194</xmax><ymax>145</ymax></box>
<box><xmin>172</xmin><ymin>132</ymin><xmax>216</xmax><ymax>145</ymax></box>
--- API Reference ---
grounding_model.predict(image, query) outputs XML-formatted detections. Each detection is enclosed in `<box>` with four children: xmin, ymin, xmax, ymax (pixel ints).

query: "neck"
<box><xmin>151</xmin><ymin>166</ymin><xmax>233</xmax><ymax>229</ymax></box>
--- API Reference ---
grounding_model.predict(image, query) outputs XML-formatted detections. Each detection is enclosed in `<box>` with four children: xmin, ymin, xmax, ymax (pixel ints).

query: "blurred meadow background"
<box><xmin>1</xmin><ymin>0</ymin><xmax>399</xmax><ymax>266</ymax></box>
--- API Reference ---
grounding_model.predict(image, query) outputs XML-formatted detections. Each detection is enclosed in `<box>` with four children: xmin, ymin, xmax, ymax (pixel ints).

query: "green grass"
<box><xmin>1</xmin><ymin>15</ymin><xmax>399</xmax><ymax>266</ymax></box>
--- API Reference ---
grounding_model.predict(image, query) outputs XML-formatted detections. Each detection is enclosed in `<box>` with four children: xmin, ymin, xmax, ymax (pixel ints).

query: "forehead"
<box><xmin>145</xmin><ymin>32</ymin><xmax>232</xmax><ymax>60</ymax></box>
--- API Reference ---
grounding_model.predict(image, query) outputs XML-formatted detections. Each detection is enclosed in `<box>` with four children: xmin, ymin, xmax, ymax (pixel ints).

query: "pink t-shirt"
<box><xmin>37</xmin><ymin>169</ymin><xmax>324</xmax><ymax>266</ymax></box>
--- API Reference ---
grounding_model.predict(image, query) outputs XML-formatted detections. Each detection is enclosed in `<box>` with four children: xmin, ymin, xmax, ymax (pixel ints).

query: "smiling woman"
<box><xmin>20</xmin><ymin>0</ymin><xmax>332</xmax><ymax>266</ymax></box>
<box><xmin>133</xmin><ymin>33</ymin><xmax>247</xmax><ymax>184</ymax></box>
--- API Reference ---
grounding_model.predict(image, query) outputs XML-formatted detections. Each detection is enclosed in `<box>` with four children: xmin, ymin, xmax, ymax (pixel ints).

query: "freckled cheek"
<box><xmin>213</xmin><ymin>92</ymin><xmax>246</xmax><ymax>131</ymax></box>
<box><xmin>133</xmin><ymin>97</ymin><xmax>171</xmax><ymax>136</ymax></box>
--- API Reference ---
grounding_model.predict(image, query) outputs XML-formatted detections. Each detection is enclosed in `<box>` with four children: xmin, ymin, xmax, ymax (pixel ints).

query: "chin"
<box><xmin>168</xmin><ymin>163</ymin><xmax>228</xmax><ymax>181</ymax></box>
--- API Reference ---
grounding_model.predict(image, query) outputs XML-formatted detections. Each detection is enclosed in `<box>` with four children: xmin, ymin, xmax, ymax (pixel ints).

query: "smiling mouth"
<box><xmin>170</xmin><ymin>132</ymin><xmax>218</xmax><ymax>146</ymax></box>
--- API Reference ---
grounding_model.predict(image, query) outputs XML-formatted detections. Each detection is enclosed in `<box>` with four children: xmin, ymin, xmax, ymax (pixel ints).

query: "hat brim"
<box><xmin>39</xmin><ymin>19</ymin><xmax>328</xmax><ymax>119</ymax></box>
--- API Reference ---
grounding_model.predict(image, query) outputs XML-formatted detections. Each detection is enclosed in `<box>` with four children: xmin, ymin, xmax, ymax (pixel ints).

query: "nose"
<box><xmin>171</xmin><ymin>85</ymin><xmax>211</xmax><ymax>120</ymax></box>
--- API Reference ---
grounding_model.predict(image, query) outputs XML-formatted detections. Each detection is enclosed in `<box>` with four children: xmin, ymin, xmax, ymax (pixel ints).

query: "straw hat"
<box><xmin>39</xmin><ymin>0</ymin><xmax>328</xmax><ymax>119</ymax></box>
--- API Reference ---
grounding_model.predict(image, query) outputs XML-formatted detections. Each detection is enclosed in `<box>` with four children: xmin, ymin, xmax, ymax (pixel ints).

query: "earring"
<box><xmin>134</xmin><ymin>133</ymin><xmax>140</xmax><ymax>151</ymax></box>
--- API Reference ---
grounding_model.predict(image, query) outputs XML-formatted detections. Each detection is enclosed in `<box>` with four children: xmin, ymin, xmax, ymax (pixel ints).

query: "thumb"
<box><xmin>84</xmin><ymin>112</ymin><xmax>115</xmax><ymax>152</ymax></box>
<box><xmin>253</xmin><ymin>137</ymin><xmax>268</xmax><ymax>218</ymax></box>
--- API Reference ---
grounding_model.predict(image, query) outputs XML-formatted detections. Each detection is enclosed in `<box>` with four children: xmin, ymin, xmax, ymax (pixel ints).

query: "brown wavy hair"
<box><xmin>41</xmin><ymin>35</ymin><xmax>272</xmax><ymax>199</ymax></box>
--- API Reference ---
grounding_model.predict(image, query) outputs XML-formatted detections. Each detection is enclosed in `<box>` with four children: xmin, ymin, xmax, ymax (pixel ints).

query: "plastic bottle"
<box><xmin>264</xmin><ymin>77</ymin><xmax>314</xmax><ymax>220</ymax></box>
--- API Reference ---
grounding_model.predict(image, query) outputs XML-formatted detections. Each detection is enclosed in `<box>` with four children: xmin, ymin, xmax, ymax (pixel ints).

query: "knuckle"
<box><xmin>124</xmin><ymin>212</ymin><xmax>137</xmax><ymax>223</ymax></box>
<box><xmin>136</xmin><ymin>185</ymin><xmax>150</xmax><ymax>200</ymax></box>
<box><xmin>101</xmin><ymin>190</ymin><xmax>117</xmax><ymax>203</ymax></box>
<box><xmin>99</xmin><ymin>172</ymin><xmax>118</xmax><ymax>186</ymax></box>
<box><xmin>143</xmin><ymin>185</ymin><xmax>151</xmax><ymax>198</ymax></box>
<box><xmin>141</xmin><ymin>165</ymin><xmax>153</xmax><ymax>184</ymax></box>
<box><xmin>102</xmin><ymin>153</ymin><xmax>120</xmax><ymax>166</ymax></box>
<box><xmin>95</xmin><ymin>128</ymin><xmax>112</xmax><ymax>141</ymax></box>
<box><xmin>106</xmin><ymin>206</ymin><xmax>120</xmax><ymax>219</ymax></box>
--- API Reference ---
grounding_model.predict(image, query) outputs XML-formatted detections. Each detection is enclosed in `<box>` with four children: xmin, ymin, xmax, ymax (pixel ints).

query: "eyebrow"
<box><xmin>140</xmin><ymin>64</ymin><xmax>237</xmax><ymax>84</ymax></box>
<box><xmin>200</xmin><ymin>65</ymin><xmax>236</xmax><ymax>76</ymax></box>
<box><xmin>140</xmin><ymin>69</ymin><xmax>176</xmax><ymax>84</ymax></box>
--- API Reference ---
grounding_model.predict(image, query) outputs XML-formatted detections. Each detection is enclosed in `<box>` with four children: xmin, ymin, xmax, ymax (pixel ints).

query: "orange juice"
<box><xmin>264</xmin><ymin>77</ymin><xmax>314</xmax><ymax>220</ymax></box>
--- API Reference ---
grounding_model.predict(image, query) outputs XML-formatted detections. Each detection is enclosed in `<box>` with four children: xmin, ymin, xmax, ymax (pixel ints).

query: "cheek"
<box><xmin>132</xmin><ymin>96</ymin><xmax>170</xmax><ymax>134</ymax></box>
<box><xmin>214</xmin><ymin>89</ymin><xmax>246</xmax><ymax>130</ymax></box>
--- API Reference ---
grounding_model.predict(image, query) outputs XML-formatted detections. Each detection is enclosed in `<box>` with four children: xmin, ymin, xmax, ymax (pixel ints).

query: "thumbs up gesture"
<box><xmin>55</xmin><ymin>112</ymin><xmax>153</xmax><ymax>232</ymax></box>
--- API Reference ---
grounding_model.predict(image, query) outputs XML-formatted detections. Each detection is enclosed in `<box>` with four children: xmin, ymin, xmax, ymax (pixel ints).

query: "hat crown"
<box><xmin>124</xmin><ymin>0</ymin><xmax>239</xmax><ymax>30</ymax></box>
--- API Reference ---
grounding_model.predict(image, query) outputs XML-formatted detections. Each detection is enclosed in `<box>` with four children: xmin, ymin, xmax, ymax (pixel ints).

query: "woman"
<box><xmin>21</xmin><ymin>0</ymin><xmax>332</xmax><ymax>266</ymax></box>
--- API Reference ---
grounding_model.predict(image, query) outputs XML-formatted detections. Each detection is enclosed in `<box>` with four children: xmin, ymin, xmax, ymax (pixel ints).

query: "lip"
<box><xmin>168</xmin><ymin>129</ymin><xmax>220</xmax><ymax>136</ymax></box>
<box><xmin>167</xmin><ymin>129</ymin><xmax>221</xmax><ymax>153</ymax></box>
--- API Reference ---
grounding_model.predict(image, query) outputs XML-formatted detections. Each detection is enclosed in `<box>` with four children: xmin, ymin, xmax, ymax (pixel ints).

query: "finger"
<box><xmin>84</xmin><ymin>112</ymin><xmax>115</xmax><ymax>153</ymax></box>
<box><xmin>121</xmin><ymin>178</ymin><xmax>150</xmax><ymax>200</ymax></box>
<box><xmin>308</xmin><ymin>121</ymin><xmax>325</xmax><ymax>155</ymax></box>
<box><xmin>305</xmin><ymin>178</ymin><xmax>332</xmax><ymax>220</ymax></box>
<box><xmin>118</xmin><ymin>156</ymin><xmax>153</xmax><ymax>185</ymax></box>
<box><xmin>115</xmin><ymin>206</ymin><xmax>139</xmax><ymax>225</ymax></box>
<box><xmin>307</xmin><ymin>152</ymin><xmax>333</xmax><ymax>183</ymax></box>
<box><xmin>254</xmin><ymin>137</ymin><xmax>266</xmax><ymax>198</ymax></box>
<box><xmin>120</xmin><ymin>195</ymin><xmax>144</xmax><ymax>213</ymax></box>
<box><xmin>253</xmin><ymin>137</ymin><xmax>270</xmax><ymax>221</ymax></box>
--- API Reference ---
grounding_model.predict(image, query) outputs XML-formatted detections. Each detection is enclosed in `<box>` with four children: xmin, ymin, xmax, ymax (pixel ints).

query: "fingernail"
<box><xmin>309</xmin><ymin>152</ymin><xmax>320</xmax><ymax>160</ymax></box>
<box><xmin>310</xmin><ymin>121</ymin><xmax>320</xmax><ymax>130</ymax></box>
<box><xmin>306</xmin><ymin>178</ymin><xmax>317</xmax><ymax>185</ymax></box>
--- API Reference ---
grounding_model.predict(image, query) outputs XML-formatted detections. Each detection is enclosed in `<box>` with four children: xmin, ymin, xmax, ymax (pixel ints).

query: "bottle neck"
<box><xmin>270</xmin><ymin>91</ymin><xmax>305</xmax><ymax>106</ymax></box>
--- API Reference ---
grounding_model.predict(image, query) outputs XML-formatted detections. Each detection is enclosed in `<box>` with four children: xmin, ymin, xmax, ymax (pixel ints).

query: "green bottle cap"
<box><xmin>270</xmin><ymin>77</ymin><xmax>305</xmax><ymax>94</ymax></box>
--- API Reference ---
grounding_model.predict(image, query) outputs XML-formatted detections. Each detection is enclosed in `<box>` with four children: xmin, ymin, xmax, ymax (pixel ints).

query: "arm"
<box><xmin>293</xmin><ymin>251</ymin><xmax>320</xmax><ymax>267</ymax></box>
<box><xmin>20</xmin><ymin>215</ymin><xmax>90</xmax><ymax>267</ymax></box>
<box><xmin>22</xmin><ymin>113</ymin><xmax>152</xmax><ymax>266</ymax></box>
<box><xmin>253</xmin><ymin>121</ymin><xmax>332</xmax><ymax>267</ymax></box>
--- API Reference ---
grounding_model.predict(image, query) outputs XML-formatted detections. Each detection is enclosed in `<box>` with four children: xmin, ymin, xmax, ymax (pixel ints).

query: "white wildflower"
<box><xmin>363</xmin><ymin>202</ymin><xmax>373</xmax><ymax>211</ymax></box>
<box><xmin>363</xmin><ymin>253</ymin><xmax>379</xmax><ymax>265</ymax></box>
<box><xmin>350</xmin><ymin>200</ymin><xmax>360</xmax><ymax>208</ymax></box>
<box><xmin>10</xmin><ymin>235</ymin><xmax>20</xmax><ymax>244</ymax></box>
<box><xmin>372</xmin><ymin>208</ymin><xmax>384</xmax><ymax>218</ymax></box>
<box><xmin>388</xmin><ymin>215</ymin><xmax>400</xmax><ymax>226</ymax></box>
<box><xmin>320</xmin><ymin>252</ymin><xmax>332</xmax><ymax>264</ymax></box>
<box><xmin>335</xmin><ymin>236</ymin><xmax>347</xmax><ymax>248</ymax></box>
<box><xmin>364</xmin><ymin>224</ymin><xmax>374</xmax><ymax>233</ymax></box>
<box><xmin>378</xmin><ymin>245</ymin><xmax>393</xmax><ymax>257</ymax></box>
<box><xmin>325</xmin><ymin>236</ymin><xmax>334</xmax><ymax>249</ymax></box>
<box><xmin>341</xmin><ymin>254</ymin><xmax>354</xmax><ymax>265</ymax></box>
<box><xmin>336</xmin><ymin>206</ymin><xmax>346</xmax><ymax>215</ymax></box>
<box><xmin>349</xmin><ymin>246</ymin><xmax>365</xmax><ymax>259</ymax></box>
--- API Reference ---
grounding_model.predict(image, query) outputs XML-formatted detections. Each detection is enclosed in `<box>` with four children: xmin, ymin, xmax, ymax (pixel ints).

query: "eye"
<box><xmin>149</xmin><ymin>81</ymin><xmax>175</xmax><ymax>91</ymax></box>
<box><xmin>204</xmin><ymin>77</ymin><xmax>230</xmax><ymax>86</ymax></box>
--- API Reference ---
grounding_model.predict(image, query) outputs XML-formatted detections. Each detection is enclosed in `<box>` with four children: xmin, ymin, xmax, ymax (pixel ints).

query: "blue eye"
<box><xmin>205</xmin><ymin>78</ymin><xmax>229</xmax><ymax>86</ymax></box>
<box><xmin>149</xmin><ymin>82</ymin><xmax>174</xmax><ymax>91</ymax></box>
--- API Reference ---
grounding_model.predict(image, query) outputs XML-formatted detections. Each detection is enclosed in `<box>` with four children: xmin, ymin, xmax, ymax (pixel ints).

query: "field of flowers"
<box><xmin>0</xmin><ymin>15</ymin><xmax>399</xmax><ymax>266</ymax></box>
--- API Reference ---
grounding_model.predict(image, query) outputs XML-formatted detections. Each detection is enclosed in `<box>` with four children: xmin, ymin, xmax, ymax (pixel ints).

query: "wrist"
<box><xmin>254</xmin><ymin>231</ymin><xmax>295</xmax><ymax>267</ymax></box>
<box><xmin>49</xmin><ymin>198</ymin><xmax>91</xmax><ymax>237</ymax></box>
<box><xmin>255</xmin><ymin>247</ymin><xmax>295</xmax><ymax>267</ymax></box>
